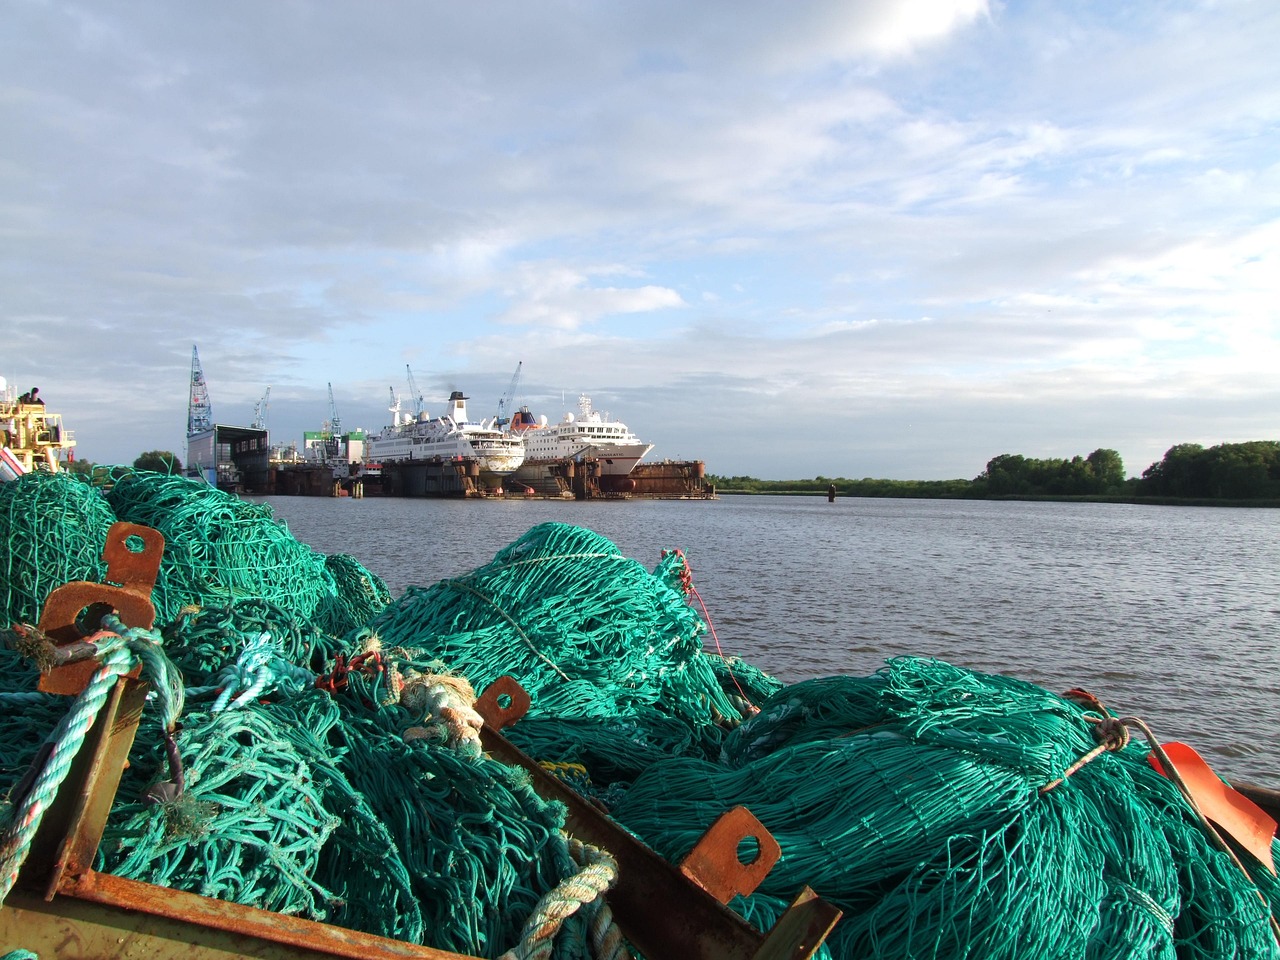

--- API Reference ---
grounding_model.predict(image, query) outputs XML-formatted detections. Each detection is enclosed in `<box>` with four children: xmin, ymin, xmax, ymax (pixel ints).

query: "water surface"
<box><xmin>254</xmin><ymin>494</ymin><xmax>1280</xmax><ymax>785</ymax></box>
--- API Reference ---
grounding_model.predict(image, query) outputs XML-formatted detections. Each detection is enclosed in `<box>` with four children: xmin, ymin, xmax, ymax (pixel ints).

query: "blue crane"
<box><xmin>495</xmin><ymin>361</ymin><xmax>523</xmax><ymax>429</ymax></box>
<box><xmin>405</xmin><ymin>365</ymin><xmax>428</xmax><ymax>418</ymax></box>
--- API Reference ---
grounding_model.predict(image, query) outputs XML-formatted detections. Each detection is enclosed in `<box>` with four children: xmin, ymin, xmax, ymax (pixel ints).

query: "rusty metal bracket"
<box><xmin>680</xmin><ymin>806</ymin><xmax>781</xmax><ymax>904</ymax></box>
<box><xmin>476</xmin><ymin>677</ymin><xmax>842</xmax><ymax>960</ymax></box>
<box><xmin>18</xmin><ymin>523</ymin><xmax>168</xmax><ymax>898</ymax></box>
<box><xmin>37</xmin><ymin>521</ymin><xmax>164</xmax><ymax>695</ymax></box>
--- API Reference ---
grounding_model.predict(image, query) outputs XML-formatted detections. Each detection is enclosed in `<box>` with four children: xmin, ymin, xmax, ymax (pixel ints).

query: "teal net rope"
<box><xmin>0</xmin><ymin>472</ymin><xmax>114</xmax><ymax>626</ymax></box>
<box><xmin>104</xmin><ymin>472</ymin><xmax>387</xmax><ymax>629</ymax></box>
<box><xmin>3</xmin><ymin>485</ymin><xmax>1278</xmax><ymax>960</ymax></box>
<box><xmin>363</xmin><ymin>522</ymin><xmax>745</xmax><ymax>729</ymax></box>
<box><xmin>610</xmin><ymin>657</ymin><xmax>1280</xmax><ymax>959</ymax></box>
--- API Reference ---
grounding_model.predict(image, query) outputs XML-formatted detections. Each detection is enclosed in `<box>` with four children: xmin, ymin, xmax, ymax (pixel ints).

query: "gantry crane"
<box><xmin>187</xmin><ymin>346</ymin><xmax>212</xmax><ymax>436</ymax></box>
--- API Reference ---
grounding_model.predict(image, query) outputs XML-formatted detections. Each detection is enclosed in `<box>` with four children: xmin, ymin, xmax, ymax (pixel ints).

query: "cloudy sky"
<box><xmin>3</xmin><ymin>0</ymin><xmax>1278</xmax><ymax>480</ymax></box>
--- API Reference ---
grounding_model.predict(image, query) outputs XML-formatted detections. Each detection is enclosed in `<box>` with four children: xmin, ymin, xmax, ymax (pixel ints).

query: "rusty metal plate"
<box><xmin>35</xmin><ymin>522</ymin><xmax>164</xmax><ymax>695</ymax></box>
<box><xmin>680</xmin><ymin>806</ymin><xmax>782</xmax><ymax>904</ymax></box>
<box><xmin>474</xmin><ymin>674</ymin><xmax>532</xmax><ymax>729</ymax></box>
<box><xmin>100</xmin><ymin>521</ymin><xmax>165</xmax><ymax>590</ymax></box>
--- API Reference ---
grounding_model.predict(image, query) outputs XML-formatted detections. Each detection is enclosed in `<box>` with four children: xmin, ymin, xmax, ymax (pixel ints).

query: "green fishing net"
<box><xmin>0</xmin><ymin>472</ymin><xmax>114</xmax><ymax>626</ymax></box>
<box><xmin>3</xmin><ymin>478</ymin><xmax>1278</xmax><ymax>960</ymax></box>
<box><xmin>104</xmin><ymin>472</ymin><xmax>368</xmax><ymax>627</ymax></box>
<box><xmin>610</xmin><ymin>657</ymin><xmax>1280</xmax><ymax>959</ymax></box>
<box><xmin>161</xmin><ymin>597</ymin><xmax>338</xmax><ymax>685</ymax></box>
<box><xmin>363</xmin><ymin>522</ymin><xmax>746</xmax><ymax>728</ymax></box>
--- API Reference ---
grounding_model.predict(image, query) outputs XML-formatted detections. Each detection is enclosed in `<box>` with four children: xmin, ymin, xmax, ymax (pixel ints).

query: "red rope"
<box><xmin>316</xmin><ymin>650</ymin><xmax>385</xmax><ymax>693</ymax></box>
<box><xmin>664</xmin><ymin>549</ymin><xmax>749</xmax><ymax>706</ymax></box>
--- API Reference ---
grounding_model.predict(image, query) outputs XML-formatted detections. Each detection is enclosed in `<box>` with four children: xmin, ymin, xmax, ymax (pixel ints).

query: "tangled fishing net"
<box><xmin>610</xmin><ymin>659</ymin><xmax>1280</xmax><ymax>959</ymax></box>
<box><xmin>2</xmin><ymin>472</ymin><xmax>1278</xmax><ymax>959</ymax></box>
<box><xmin>0</xmin><ymin>471</ymin><xmax>114</xmax><ymax>626</ymax></box>
<box><xmin>105</xmin><ymin>472</ymin><xmax>349</xmax><ymax>627</ymax></box>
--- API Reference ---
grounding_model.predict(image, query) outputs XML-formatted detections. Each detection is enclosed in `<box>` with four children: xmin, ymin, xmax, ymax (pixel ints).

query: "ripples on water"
<box><xmin>255</xmin><ymin>494</ymin><xmax>1280</xmax><ymax>785</ymax></box>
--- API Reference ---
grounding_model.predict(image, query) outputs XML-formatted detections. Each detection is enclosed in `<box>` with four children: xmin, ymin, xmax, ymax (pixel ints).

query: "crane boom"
<box><xmin>187</xmin><ymin>345</ymin><xmax>212</xmax><ymax>435</ymax></box>
<box><xmin>495</xmin><ymin>361</ymin><xmax>523</xmax><ymax>428</ymax></box>
<box><xmin>251</xmin><ymin>386</ymin><xmax>271</xmax><ymax>430</ymax></box>
<box><xmin>327</xmin><ymin>383</ymin><xmax>341</xmax><ymax>436</ymax></box>
<box><xmin>405</xmin><ymin>365</ymin><xmax>426</xmax><ymax>418</ymax></box>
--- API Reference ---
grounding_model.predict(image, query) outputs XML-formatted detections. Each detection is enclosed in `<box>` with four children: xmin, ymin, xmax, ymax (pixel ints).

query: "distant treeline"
<box><xmin>709</xmin><ymin>440</ymin><xmax>1280</xmax><ymax>502</ymax></box>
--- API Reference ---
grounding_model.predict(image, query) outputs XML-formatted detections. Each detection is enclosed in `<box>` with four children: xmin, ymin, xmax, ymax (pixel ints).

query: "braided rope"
<box><xmin>498</xmin><ymin>836</ymin><xmax>623</xmax><ymax>960</ymax></box>
<box><xmin>0</xmin><ymin>617</ymin><xmax>185</xmax><ymax>906</ymax></box>
<box><xmin>208</xmin><ymin>632</ymin><xmax>316</xmax><ymax>713</ymax></box>
<box><xmin>586</xmin><ymin>896</ymin><xmax>633</xmax><ymax>960</ymax></box>
<box><xmin>400</xmin><ymin>673</ymin><xmax>484</xmax><ymax>755</ymax></box>
<box><xmin>1039</xmin><ymin>714</ymin><xmax>1131</xmax><ymax>794</ymax></box>
<box><xmin>0</xmin><ymin>640</ymin><xmax>134</xmax><ymax>903</ymax></box>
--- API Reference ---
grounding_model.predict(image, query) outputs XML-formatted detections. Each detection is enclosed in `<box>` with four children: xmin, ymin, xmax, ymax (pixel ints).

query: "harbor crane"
<box><xmin>186</xmin><ymin>345</ymin><xmax>212</xmax><ymax>436</ymax></box>
<box><xmin>495</xmin><ymin>361</ymin><xmax>523</xmax><ymax>429</ymax></box>
<box><xmin>326</xmin><ymin>382</ymin><xmax>342</xmax><ymax>437</ymax></box>
<box><xmin>405</xmin><ymin>365</ymin><xmax>426</xmax><ymax>418</ymax></box>
<box><xmin>251</xmin><ymin>386</ymin><xmax>271</xmax><ymax>430</ymax></box>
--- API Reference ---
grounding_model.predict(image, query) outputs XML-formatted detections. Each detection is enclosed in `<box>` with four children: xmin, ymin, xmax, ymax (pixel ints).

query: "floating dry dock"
<box><xmin>267</xmin><ymin>457</ymin><xmax>715</xmax><ymax>499</ymax></box>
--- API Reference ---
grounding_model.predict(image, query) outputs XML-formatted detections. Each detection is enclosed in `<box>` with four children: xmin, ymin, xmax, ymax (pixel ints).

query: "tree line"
<box><xmin>709</xmin><ymin>440</ymin><xmax>1280</xmax><ymax>503</ymax></box>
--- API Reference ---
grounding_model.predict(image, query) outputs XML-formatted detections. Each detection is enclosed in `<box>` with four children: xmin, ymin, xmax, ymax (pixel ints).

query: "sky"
<box><xmin>3</xmin><ymin>0</ymin><xmax>1278</xmax><ymax>481</ymax></box>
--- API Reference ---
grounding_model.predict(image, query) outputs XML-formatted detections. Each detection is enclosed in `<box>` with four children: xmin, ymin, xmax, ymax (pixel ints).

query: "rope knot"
<box><xmin>1091</xmin><ymin>714</ymin><xmax>1130</xmax><ymax>752</ymax></box>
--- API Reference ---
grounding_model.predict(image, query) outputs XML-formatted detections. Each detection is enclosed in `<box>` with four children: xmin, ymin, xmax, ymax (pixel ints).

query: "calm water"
<box><xmin>252</xmin><ymin>494</ymin><xmax>1280</xmax><ymax>785</ymax></box>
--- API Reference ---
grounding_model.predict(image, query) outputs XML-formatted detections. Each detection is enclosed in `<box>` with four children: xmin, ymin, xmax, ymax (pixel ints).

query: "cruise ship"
<box><xmin>366</xmin><ymin>390</ymin><xmax>524</xmax><ymax>489</ymax></box>
<box><xmin>509</xmin><ymin>395</ymin><xmax>653</xmax><ymax>495</ymax></box>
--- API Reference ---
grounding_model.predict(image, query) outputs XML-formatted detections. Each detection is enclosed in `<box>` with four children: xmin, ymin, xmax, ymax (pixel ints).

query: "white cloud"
<box><xmin>2</xmin><ymin>0</ymin><xmax>1278</xmax><ymax>479</ymax></box>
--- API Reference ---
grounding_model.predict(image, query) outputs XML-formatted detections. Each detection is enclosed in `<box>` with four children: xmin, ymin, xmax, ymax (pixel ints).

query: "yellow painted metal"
<box><xmin>0</xmin><ymin>386</ymin><xmax>76</xmax><ymax>473</ymax></box>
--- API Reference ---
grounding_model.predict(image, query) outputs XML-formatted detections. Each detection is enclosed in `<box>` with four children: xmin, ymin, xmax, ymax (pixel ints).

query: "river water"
<box><xmin>251</xmin><ymin>494</ymin><xmax>1280</xmax><ymax>786</ymax></box>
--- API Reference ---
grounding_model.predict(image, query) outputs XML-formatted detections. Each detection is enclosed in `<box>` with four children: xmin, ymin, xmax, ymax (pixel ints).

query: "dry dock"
<box><xmin>267</xmin><ymin>458</ymin><xmax>715</xmax><ymax>499</ymax></box>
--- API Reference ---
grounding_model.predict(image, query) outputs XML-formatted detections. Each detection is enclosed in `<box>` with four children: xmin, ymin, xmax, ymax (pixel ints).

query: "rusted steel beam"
<box><xmin>477</xmin><ymin>678</ymin><xmax>841</xmax><ymax>960</ymax></box>
<box><xmin>32</xmin><ymin>675</ymin><xmax>151</xmax><ymax>899</ymax></box>
<box><xmin>21</xmin><ymin>523</ymin><xmax>165</xmax><ymax>894</ymax></box>
<box><xmin>62</xmin><ymin>871</ymin><xmax>485</xmax><ymax>960</ymax></box>
<box><xmin>5</xmin><ymin>878</ymin><xmax>482</xmax><ymax>960</ymax></box>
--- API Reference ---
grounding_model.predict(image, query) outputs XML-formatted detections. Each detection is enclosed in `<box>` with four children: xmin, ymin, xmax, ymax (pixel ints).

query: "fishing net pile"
<box><xmin>0</xmin><ymin>471</ymin><xmax>388</xmax><ymax>638</ymax></box>
<box><xmin>609</xmin><ymin>661</ymin><xmax>1280</xmax><ymax>958</ymax></box>
<box><xmin>2</xmin><ymin>468</ymin><xmax>1278</xmax><ymax>959</ymax></box>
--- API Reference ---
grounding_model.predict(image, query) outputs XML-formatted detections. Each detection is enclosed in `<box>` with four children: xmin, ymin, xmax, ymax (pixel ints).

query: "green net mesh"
<box><xmin>0</xmin><ymin>472</ymin><xmax>115</xmax><ymax>626</ymax></box>
<box><xmin>104</xmin><ymin>472</ymin><xmax>344</xmax><ymax>625</ymax></box>
<box><xmin>610</xmin><ymin>657</ymin><xmax>1280</xmax><ymax>959</ymax></box>
<box><xmin>363</xmin><ymin>522</ymin><xmax>746</xmax><ymax>728</ymax></box>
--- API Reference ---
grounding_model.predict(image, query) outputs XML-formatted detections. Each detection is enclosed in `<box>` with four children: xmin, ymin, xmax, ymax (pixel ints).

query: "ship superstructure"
<box><xmin>0</xmin><ymin>378</ymin><xmax>76</xmax><ymax>480</ymax></box>
<box><xmin>366</xmin><ymin>389</ymin><xmax>525</xmax><ymax>488</ymax></box>
<box><xmin>510</xmin><ymin>394</ymin><xmax>653</xmax><ymax>494</ymax></box>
